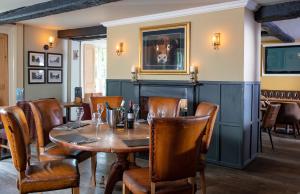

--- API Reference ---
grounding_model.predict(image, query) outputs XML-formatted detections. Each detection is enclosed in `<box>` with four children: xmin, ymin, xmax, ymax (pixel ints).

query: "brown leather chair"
<box><xmin>148</xmin><ymin>96</ymin><xmax>181</xmax><ymax>117</ymax></box>
<box><xmin>0</xmin><ymin>119</ymin><xmax>10</xmax><ymax>160</ymax></box>
<box><xmin>195</xmin><ymin>102</ymin><xmax>219</xmax><ymax>194</ymax></box>
<box><xmin>260</xmin><ymin>104</ymin><xmax>281</xmax><ymax>151</ymax></box>
<box><xmin>90</xmin><ymin>96</ymin><xmax>123</xmax><ymax>121</ymax></box>
<box><xmin>29</xmin><ymin>98</ymin><xmax>97</xmax><ymax>186</ymax></box>
<box><xmin>0</xmin><ymin>106</ymin><xmax>80</xmax><ymax>194</ymax></box>
<box><xmin>123</xmin><ymin>116</ymin><xmax>209</xmax><ymax>194</ymax></box>
<box><xmin>275</xmin><ymin>102</ymin><xmax>300</xmax><ymax>137</ymax></box>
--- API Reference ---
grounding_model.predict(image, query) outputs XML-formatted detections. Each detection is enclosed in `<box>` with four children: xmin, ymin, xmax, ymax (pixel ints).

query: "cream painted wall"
<box><xmin>24</xmin><ymin>25</ymin><xmax>66</xmax><ymax>101</ymax></box>
<box><xmin>244</xmin><ymin>9</ymin><xmax>261</xmax><ymax>82</ymax></box>
<box><xmin>107</xmin><ymin>8</ymin><xmax>248</xmax><ymax>81</ymax></box>
<box><xmin>261</xmin><ymin>41</ymin><xmax>300</xmax><ymax>91</ymax></box>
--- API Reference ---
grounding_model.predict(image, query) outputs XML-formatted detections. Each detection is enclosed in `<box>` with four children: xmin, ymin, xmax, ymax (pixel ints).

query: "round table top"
<box><xmin>49</xmin><ymin>121</ymin><xmax>150</xmax><ymax>153</ymax></box>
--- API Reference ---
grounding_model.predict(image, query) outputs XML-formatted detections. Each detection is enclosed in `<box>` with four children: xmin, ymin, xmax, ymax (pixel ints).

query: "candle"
<box><xmin>190</xmin><ymin>65</ymin><xmax>195</xmax><ymax>73</ymax></box>
<box><xmin>131</xmin><ymin>66</ymin><xmax>136</xmax><ymax>73</ymax></box>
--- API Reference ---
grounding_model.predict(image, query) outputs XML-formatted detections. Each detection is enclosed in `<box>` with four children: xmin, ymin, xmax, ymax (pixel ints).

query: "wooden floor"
<box><xmin>0</xmin><ymin>132</ymin><xmax>300</xmax><ymax>194</ymax></box>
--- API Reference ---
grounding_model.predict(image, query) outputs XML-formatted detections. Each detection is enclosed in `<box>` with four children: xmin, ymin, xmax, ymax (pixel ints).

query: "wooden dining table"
<box><xmin>49</xmin><ymin>121</ymin><xmax>149</xmax><ymax>194</ymax></box>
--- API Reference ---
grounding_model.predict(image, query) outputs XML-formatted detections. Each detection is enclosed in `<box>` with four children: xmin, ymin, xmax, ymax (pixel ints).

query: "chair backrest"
<box><xmin>150</xmin><ymin>116</ymin><xmax>209</xmax><ymax>182</ymax></box>
<box><xmin>29</xmin><ymin>99</ymin><xmax>63</xmax><ymax>148</ymax></box>
<box><xmin>90</xmin><ymin>96</ymin><xmax>123</xmax><ymax>121</ymax></box>
<box><xmin>148</xmin><ymin>96</ymin><xmax>180</xmax><ymax>117</ymax></box>
<box><xmin>262</xmin><ymin>104</ymin><xmax>281</xmax><ymax>128</ymax></box>
<box><xmin>0</xmin><ymin>106</ymin><xmax>31</xmax><ymax>172</ymax></box>
<box><xmin>195</xmin><ymin>102</ymin><xmax>219</xmax><ymax>153</ymax></box>
<box><xmin>276</xmin><ymin>102</ymin><xmax>300</xmax><ymax>123</ymax></box>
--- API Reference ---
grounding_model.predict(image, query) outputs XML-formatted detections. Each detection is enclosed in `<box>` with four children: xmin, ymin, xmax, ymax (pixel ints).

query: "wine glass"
<box><xmin>147</xmin><ymin>112</ymin><xmax>155</xmax><ymax>125</ymax></box>
<box><xmin>97</xmin><ymin>103</ymin><xmax>105</xmax><ymax>123</ymax></box>
<box><xmin>132</xmin><ymin>104</ymin><xmax>140</xmax><ymax>122</ymax></box>
<box><xmin>158</xmin><ymin>109</ymin><xmax>166</xmax><ymax>118</ymax></box>
<box><xmin>76</xmin><ymin>107</ymin><xmax>84</xmax><ymax>127</ymax></box>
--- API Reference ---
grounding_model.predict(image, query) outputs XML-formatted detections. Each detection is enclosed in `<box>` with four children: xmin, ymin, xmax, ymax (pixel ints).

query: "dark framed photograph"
<box><xmin>47</xmin><ymin>69</ymin><xmax>63</xmax><ymax>83</ymax></box>
<box><xmin>28</xmin><ymin>51</ymin><xmax>45</xmax><ymax>67</ymax></box>
<box><xmin>47</xmin><ymin>53</ymin><xmax>63</xmax><ymax>68</ymax></box>
<box><xmin>139</xmin><ymin>22</ymin><xmax>190</xmax><ymax>74</ymax></box>
<box><xmin>28</xmin><ymin>69</ymin><xmax>46</xmax><ymax>84</ymax></box>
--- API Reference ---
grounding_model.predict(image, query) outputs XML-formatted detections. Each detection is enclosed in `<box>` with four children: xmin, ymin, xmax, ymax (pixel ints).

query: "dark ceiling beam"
<box><xmin>58</xmin><ymin>25</ymin><xmax>106</xmax><ymax>39</ymax></box>
<box><xmin>0</xmin><ymin>0</ymin><xmax>120</xmax><ymax>25</ymax></box>
<box><xmin>255</xmin><ymin>1</ymin><xmax>300</xmax><ymax>23</ymax></box>
<box><xmin>261</xmin><ymin>22</ymin><xmax>295</xmax><ymax>43</ymax></box>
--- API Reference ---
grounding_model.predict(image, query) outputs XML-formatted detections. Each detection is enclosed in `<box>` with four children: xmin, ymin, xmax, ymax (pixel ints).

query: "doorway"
<box><xmin>81</xmin><ymin>39</ymin><xmax>107</xmax><ymax>98</ymax></box>
<box><xmin>0</xmin><ymin>33</ymin><xmax>8</xmax><ymax>106</ymax></box>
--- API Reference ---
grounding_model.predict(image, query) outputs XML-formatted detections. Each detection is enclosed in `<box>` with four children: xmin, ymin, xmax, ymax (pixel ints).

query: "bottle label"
<box><xmin>127</xmin><ymin>113</ymin><xmax>134</xmax><ymax>119</ymax></box>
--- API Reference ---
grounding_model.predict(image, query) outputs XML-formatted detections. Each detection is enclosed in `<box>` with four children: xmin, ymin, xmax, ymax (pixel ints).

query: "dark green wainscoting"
<box><xmin>106</xmin><ymin>79</ymin><xmax>260</xmax><ymax>169</ymax></box>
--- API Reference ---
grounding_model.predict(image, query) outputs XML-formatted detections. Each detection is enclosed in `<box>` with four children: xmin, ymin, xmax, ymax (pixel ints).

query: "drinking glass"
<box><xmin>92</xmin><ymin>112</ymin><xmax>102</xmax><ymax>125</ymax></box>
<box><xmin>97</xmin><ymin>103</ymin><xmax>105</xmax><ymax>122</ymax></box>
<box><xmin>132</xmin><ymin>104</ymin><xmax>140</xmax><ymax>122</ymax></box>
<box><xmin>96</xmin><ymin>122</ymin><xmax>103</xmax><ymax>139</ymax></box>
<box><xmin>158</xmin><ymin>109</ymin><xmax>166</xmax><ymax>118</ymax></box>
<box><xmin>147</xmin><ymin>112</ymin><xmax>155</xmax><ymax>125</ymax></box>
<box><xmin>76</xmin><ymin>107</ymin><xmax>84</xmax><ymax>127</ymax></box>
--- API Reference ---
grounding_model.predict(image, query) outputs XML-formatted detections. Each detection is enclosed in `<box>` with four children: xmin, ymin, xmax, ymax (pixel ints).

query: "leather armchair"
<box><xmin>0</xmin><ymin>106</ymin><xmax>80</xmax><ymax>194</ymax></box>
<box><xmin>123</xmin><ymin>116</ymin><xmax>209</xmax><ymax>194</ymax></box>
<box><xmin>195</xmin><ymin>102</ymin><xmax>219</xmax><ymax>194</ymax></box>
<box><xmin>260</xmin><ymin>104</ymin><xmax>281</xmax><ymax>151</ymax></box>
<box><xmin>90</xmin><ymin>96</ymin><xmax>123</xmax><ymax>121</ymax></box>
<box><xmin>148</xmin><ymin>96</ymin><xmax>181</xmax><ymax>117</ymax></box>
<box><xmin>29</xmin><ymin>98</ymin><xmax>97</xmax><ymax>186</ymax></box>
<box><xmin>275</xmin><ymin>102</ymin><xmax>300</xmax><ymax>137</ymax></box>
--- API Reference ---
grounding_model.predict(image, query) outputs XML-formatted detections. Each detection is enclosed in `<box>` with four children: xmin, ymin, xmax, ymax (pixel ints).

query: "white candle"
<box><xmin>131</xmin><ymin>66</ymin><xmax>136</xmax><ymax>73</ymax></box>
<box><xmin>190</xmin><ymin>65</ymin><xmax>195</xmax><ymax>73</ymax></box>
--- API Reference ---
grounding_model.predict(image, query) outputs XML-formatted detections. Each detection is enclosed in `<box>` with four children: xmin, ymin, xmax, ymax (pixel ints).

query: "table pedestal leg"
<box><xmin>104</xmin><ymin>153</ymin><xmax>129</xmax><ymax>194</ymax></box>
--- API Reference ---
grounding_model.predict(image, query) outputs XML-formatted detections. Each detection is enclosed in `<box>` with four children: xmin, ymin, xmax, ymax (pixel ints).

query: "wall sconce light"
<box><xmin>212</xmin><ymin>33</ymin><xmax>221</xmax><ymax>50</ymax></box>
<box><xmin>131</xmin><ymin>65</ymin><xmax>138</xmax><ymax>82</ymax></box>
<box><xmin>116</xmin><ymin>42</ymin><xmax>124</xmax><ymax>56</ymax></box>
<box><xmin>44</xmin><ymin>36</ymin><xmax>54</xmax><ymax>50</ymax></box>
<box><xmin>189</xmin><ymin>65</ymin><xmax>197</xmax><ymax>83</ymax></box>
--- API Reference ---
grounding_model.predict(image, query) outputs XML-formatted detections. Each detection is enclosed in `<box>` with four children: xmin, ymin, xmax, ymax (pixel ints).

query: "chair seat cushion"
<box><xmin>40</xmin><ymin>143</ymin><xmax>94</xmax><ymax>162</ymax></box>
<box><xmin>18</xmin><ymin>159</ymin><xmax>79</xmax><ymax>193</ymax></box>
<box><xmin>123</xmin><ymin>168</ymin><xmax>193</xmax><ymax>194</ymax></box>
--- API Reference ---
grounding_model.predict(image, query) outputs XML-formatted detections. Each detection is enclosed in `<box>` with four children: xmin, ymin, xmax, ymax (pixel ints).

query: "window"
<box><xmin>265</xmin><ymin>45</ymin><xmax>300</xmax><ymax>74</ymax></box>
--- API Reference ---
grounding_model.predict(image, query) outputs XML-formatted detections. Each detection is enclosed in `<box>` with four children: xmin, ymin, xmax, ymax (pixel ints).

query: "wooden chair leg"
<box><xmin>200</xmin><ymin>169</ymin><xmax>206</xmax><ymax>194</ymax></box>
<box><xmin>267</xmin><ymin>128</ymin><xmax>274</xmax><ymax>151</ymax></box>
<box><xmin>0</xmin><ymin>143</ymin><xmax>2</xmax><ymax>159</ymax></box>
<box><xmin>151</xmin><ymin>182</ymin><xmax>156</xmax><ymax>194</ymax></box>
<box><xmin>260</xmin><ymin>127</ymin><xmax>263</xmax><ymax>152</ymax></box>
<box><xmin>91</xmin><ymin>153</ymin><xmax>97</xmax><ymax>186</ymax></box>
<box><xmin>292</xmin><ymin>123</ymin><xmax>297</xmax><ymax>138</ymax></box>
<box><xmin>188</xmin><ymin>177</ymin><xmax>195</xmax><ymax>193</ymax></box>
<box><xmin>122</xmin><ymin>183</ymin><xmax>130</xmax><ymax>194</ymax></box>
<box><xmin>72</xmin><ymin>187</ymin><xmax>80</xmax><ymax>194</ymax></box>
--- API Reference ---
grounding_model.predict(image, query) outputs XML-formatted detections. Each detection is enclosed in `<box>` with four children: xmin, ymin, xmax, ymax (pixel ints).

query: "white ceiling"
<box><xmin>10</xmin><ymin>0</ymin><xmax>234</xmax><ymax>30</ymax></box>
<box><xmin>1</xmin><ymin>0</ymin><xmax>300</xmax><ymax>41</ymax></box>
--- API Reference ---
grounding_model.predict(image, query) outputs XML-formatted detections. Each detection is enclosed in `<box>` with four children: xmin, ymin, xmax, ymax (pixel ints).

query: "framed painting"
<box><xmin>47</xmin><ymin>53</ymin><xmax>63</xmax><ymax>68</ymax></box>
<box><xmin>28</xmin><ymin>69</ymin><xmax>46</xmax><ymax>84</ymax></box>
<box><xmin>28</xmin><ymin>51</ymin><xmax>45</xmax><ymax>67</ymax></box>
<box><xmin>47</xmin><ymin>69</ymin><xmax>63</xmax><ymax>83</ymax></box>
<box><xmin>139</xmin><ymin>22</ymin><xmax>190</xmax><ymax>74</ymax></box>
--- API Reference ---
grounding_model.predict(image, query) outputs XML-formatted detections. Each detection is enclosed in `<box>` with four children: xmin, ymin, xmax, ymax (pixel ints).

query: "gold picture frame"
<box><xmin>139</xmin><ymin>22</ymin><xmax>190</xmax><ymax>75</ymax></box>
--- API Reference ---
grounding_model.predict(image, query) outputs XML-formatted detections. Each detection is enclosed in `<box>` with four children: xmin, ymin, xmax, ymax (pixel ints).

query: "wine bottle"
<box><xmin>105</xmin><ymin>102</ymin><xmax>112</xmax><ymax>110</ymax></box>
<box><xmin>127</xmin><ymin>101</ymin><xmax>134</xmax><ymax>129</ymax></box>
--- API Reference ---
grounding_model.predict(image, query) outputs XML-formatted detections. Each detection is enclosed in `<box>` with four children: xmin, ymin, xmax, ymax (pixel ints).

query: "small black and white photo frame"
<box><xmin>47</xmin><ymin>69</ymin><xmax>63</xmax><ymax>83</ymax></box>
<box><xmin>28</xmin><ymin>69</ymin><xmax>46</xmax><ymax>84</ymax></box>
<box><xmin>28</xmin><ymin>51</ymin><xmax>45</xmax><ymax>67</ymax></box>
<box><xmin>47</xmin><ymin>53</ymin><xmax>63</xmax><ymax>68</ymax></box>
